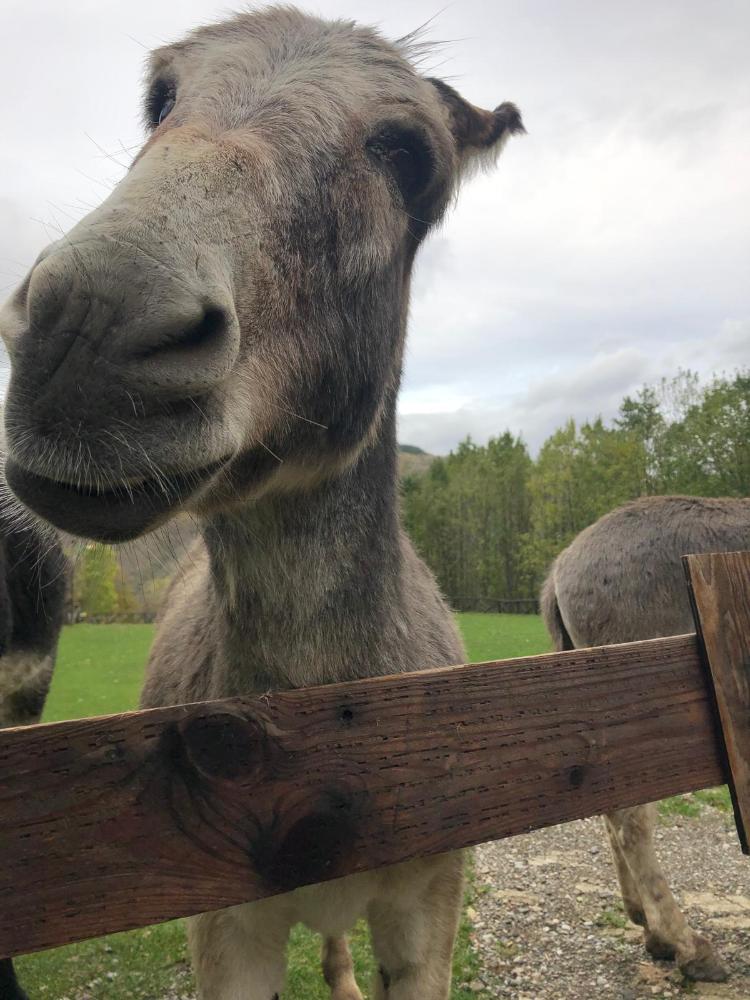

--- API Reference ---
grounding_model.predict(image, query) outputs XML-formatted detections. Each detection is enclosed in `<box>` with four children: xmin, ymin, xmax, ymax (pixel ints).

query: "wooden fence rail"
<box><xmin>1</xmin><ymin>551</ymin><xmax>748</xmax><ymax>960</ymax></box>
<box><xmin>448</xmin><ymin>596</ymin><xmax>540</xmax><ymax>614</ymax></box>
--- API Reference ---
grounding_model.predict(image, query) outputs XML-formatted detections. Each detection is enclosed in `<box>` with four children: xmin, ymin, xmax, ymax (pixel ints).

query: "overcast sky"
<box><xmin>1</xmin><ymin>0</ymin><xmax>748</xmax><ymax>453</ymax></box>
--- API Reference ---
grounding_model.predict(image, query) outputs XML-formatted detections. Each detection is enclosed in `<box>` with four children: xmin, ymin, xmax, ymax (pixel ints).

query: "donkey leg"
<box><xmin>603</xmin><ymin>813</ymin><xmax>650</xmax><ymax>929</ymax></box>
<box><xmin>0</xmin><ymin>959</ymin><xmax>29</xmax><ymax>1000</ymax></box>
<box><xmin>367</xmin><ymin>854</ymin><xmax>464</xmax><ymax>1000</ymax></box>
<box><xmin>187</xmin><ymin>899</ymin><xmax>292</xmax><ymax>1000</ymax></box>
<box><xmin>322</xmin><ymin>936</ymin><xmax>363</xmax><ymax>1000</ymax></box>
<box><xmin>604</xmin><ymin>804</ymin><xmax>727</xmax><ymax>981</ymax></box>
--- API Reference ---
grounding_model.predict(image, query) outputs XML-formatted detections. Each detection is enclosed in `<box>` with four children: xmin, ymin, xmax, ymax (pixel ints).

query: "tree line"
<box><xmin>401</xmin><ymin>370</ymin><xmax>750</xmax><ymax>605</ymax></box>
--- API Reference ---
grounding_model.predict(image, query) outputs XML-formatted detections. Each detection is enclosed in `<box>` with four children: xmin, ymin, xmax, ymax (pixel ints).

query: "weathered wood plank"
<box><xmin>684</xmin><ymin>551</ymin><xmax>750</xmax><ymax>854</ymax></box>
<box><xmin>0</xmin><ymin>634</ymin><xmax>725</xmax><ymax>958</ymax></box>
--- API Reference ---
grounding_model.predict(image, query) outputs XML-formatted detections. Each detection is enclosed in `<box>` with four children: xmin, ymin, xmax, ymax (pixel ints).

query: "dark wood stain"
<box><xmin>684</xmin><ymin>551</ymin><xmax>750</xmax><ymax>854</ymax></box>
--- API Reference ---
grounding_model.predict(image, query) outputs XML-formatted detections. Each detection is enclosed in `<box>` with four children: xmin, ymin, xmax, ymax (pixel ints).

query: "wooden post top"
<box><xmin>685</xmin><ymin>550</ymin><xmax>750</xmax><ymax>855</ymax></box>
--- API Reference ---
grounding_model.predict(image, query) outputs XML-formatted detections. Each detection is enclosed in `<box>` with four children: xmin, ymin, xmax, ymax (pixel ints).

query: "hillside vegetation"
<box><xmin>402</xmin><ymin>369</ymin><xmax>750</xmax><ymax>605</ymax></box>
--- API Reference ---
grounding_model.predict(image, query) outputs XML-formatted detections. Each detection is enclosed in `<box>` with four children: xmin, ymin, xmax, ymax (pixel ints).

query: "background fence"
<box><xmin>448</xmin><ymin>596</ymin><xmax>540</xmax><ymax>614</ymax></box>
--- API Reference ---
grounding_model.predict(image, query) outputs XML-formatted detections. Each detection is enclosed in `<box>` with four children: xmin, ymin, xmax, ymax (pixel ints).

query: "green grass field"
<box><xmin>41</xmin><ymin>615</ymin><xmax>551</xmax><ymax>723</ymax></box>
<box><xmin>18</xmin><ymin>614</ymin><xmax>550</xmax><ymax>999</ymax></box>
<box><xmin>42</xmin><ymin>624</ymin><xmax>156</xmax><ymax>722</ymax></box>
<box><xmin>16</xmin><ymin>614</ymin><xmax>729</xmax><ymax>997</ymax></box>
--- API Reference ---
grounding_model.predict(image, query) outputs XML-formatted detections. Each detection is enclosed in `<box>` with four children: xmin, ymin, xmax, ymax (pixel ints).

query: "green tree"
<box><xmin>616</xmin><ymin>385</ymin><xmax>664</xmax><ymax>493</ymax></box>
<box><xmin>522</xmin><ymin>417</ymin><xmax>645</xmax><ymax>590</ymax></box>
<box><xmin>75</xmin><ymin>546</ymin><xmax>120</xmax><ymax>617</ymax></box>
<box><xmin>657</xmin><ymin>371</ymin><xmax>750</xmax><ymax>496</ymax></box>
<box><xmin>402</xmin><ymin>434</ymin><xmax>532</xmax><ymax>604</ymax></box>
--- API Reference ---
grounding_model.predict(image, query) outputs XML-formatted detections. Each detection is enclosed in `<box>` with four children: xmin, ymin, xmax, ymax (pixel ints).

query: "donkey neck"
<box><xmin>202</xmin><ymin>408</ymin><xmax>402</xmax><ymax>690</ymax></box>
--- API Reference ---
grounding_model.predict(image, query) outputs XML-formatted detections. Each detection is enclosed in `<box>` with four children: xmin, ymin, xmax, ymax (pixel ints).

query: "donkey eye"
<box><xmin>158</xmin><ymin>97</ymin><xmax>175</xmax><ymax>125</ymax></box>
<box><xmin>146</xmin><ymin>80</ymin><xmax>176</xmax><ymax>129</ymax></box>
<box><xmin>366</xmin><ymin>125</ymin><xmax>435</xmax><ymax>204</ymax></box>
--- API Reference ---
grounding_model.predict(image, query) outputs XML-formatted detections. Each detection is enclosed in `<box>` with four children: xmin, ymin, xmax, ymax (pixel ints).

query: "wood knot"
<box><xmin>180</xmin><ymin>710</ymin><xmax>270</xmax><ymax>781</ymax></box>
<box><xmin>249</xmin><ymin>787</ymin><xmax>361</xmax><ymax>891</ymax></box>
<box><xmin>568</xmin><ymin>764</ymin><xmax>586</xmax><ymax>788</ymax></box>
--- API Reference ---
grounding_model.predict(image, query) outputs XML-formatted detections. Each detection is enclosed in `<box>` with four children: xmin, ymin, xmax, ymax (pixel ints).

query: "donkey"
<box><xmin>541</xmin><ymin>494</ymin><xmax>750</xmax><ymax>983</ymax></box>
<box><xmin>0</xmin><ymin>460</ymin><xmax>68</xmax><ymax>1000</ymax></box>
<box><xmin>0</xmin><ymin>8</ymin><xmax>523</xmax><ymax>998</ymax></box>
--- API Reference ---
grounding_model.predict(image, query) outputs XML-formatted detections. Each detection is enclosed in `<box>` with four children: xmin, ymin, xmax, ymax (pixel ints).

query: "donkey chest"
<box><xmin>218</xmin><ymin>616</ymin><xmax>382</xmax><ymax>695</ymax></box>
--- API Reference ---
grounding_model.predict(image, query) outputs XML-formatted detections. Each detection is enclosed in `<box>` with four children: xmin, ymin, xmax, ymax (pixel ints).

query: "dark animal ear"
<box><xmin>429</xmin><ymin>78</ymin><xmax>525</xmax><ymax>161</ymax></box>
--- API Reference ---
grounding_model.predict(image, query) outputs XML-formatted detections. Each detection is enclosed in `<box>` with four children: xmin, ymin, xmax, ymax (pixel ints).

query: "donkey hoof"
<box><xmin>678</xmin><ymin>936</ymin><xmax>729</xmax><ymax>982</ymax></box>
<box><xmin>644</xmin><ymin>931</ymin><xmax>676</xmax><ymax>961</ymax></box>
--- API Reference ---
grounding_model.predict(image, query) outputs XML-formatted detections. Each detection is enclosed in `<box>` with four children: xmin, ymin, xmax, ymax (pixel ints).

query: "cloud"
<box><xmin>399</xmin><ymin>347</ymin><xmax>656</xmax><ymax>454</ymax></box>
<box><xmin>399</xmin><ymin>324</ymin><xmax>750</xmax><ymax>457</ymax></box>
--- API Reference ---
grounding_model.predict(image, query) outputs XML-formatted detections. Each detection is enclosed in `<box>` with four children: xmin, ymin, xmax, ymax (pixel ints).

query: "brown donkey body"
<box><xmin>542</xmin><ymin>494</ymin><xmax>750</xmax><ymax>983</ymax></box>
<box><xmin>0</xmin><ymin>8</ymin><xmax>523</xmax><ymax>998</ymax></box>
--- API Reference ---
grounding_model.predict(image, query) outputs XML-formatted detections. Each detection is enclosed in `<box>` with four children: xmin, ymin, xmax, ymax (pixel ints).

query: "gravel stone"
<box><xmin>470</xmin><ymin>808</ymin><xmax>750</xmax><ymax>998</ymax></box>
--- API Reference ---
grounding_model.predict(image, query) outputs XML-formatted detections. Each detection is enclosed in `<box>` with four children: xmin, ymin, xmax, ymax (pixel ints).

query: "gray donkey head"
<box><xmin>1</xmin><ymin>7</ymin><xmax>523</xmax><ymax>542</ymax></box>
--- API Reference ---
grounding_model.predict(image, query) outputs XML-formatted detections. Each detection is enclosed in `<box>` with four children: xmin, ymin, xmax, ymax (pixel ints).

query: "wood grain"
<box><xmin>684</xmin><ymin>551</ymin><xmax>750</xmax><ymax>854</ymax></box>
<box><xmin>0</xmin><ymin>634</ymin><xmax>725</xmax><ymax>958</ymax></box>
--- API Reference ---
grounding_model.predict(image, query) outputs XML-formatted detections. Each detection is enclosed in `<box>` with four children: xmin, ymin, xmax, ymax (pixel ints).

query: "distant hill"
<box><xmin>398</xmin><ymin>445</ymin><xmax>436</xmax><ymax>478</ymax></box>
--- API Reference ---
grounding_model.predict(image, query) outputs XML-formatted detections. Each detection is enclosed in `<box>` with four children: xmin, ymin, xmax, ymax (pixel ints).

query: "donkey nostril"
<box><xmin>136</xmin><ymin>307</ymin><xmax>228</xmax><ymax>361</ymax></box>
<box><xmin>174</xmin><ymin>308</ymin><xmax>226</xmax><ymax>351</ymax></box>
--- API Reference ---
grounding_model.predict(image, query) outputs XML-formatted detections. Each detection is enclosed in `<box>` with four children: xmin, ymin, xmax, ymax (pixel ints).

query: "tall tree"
<box><xmin>75</xmin><ymin>545</ymin><xmax>120</xmax><ymax>617</ymax></box>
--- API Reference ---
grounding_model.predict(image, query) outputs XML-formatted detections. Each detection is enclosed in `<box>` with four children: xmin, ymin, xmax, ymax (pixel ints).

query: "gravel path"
<box><xmin>466</xmin><ymin>805</ymin><xmax>750</xmax><ymax>999</ymax></box>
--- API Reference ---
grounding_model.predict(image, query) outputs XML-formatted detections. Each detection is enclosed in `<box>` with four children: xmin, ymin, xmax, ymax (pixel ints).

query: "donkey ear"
<box><xmin>429</xmin><ymin>78</ymin><xmax>525</xmax><ymax>160</ymax></box>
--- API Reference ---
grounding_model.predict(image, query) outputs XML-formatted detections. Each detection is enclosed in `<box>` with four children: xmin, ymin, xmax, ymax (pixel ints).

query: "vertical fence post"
<box><xmin>684</xmin><ymin>551</ymin><xmax>750</xmax><ymax>855</ymax></box>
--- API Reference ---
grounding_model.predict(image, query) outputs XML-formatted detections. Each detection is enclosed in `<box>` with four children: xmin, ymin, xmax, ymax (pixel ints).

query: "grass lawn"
<box><xmin>42</xmin><ymin>614</ymin><xmax>551</xmax><ymax>723</ymax></box>
<box><xmin>43</xmin><ymin>624</ymin><xmax>156</xmax><ymax>722</ymax></box>
<box><xmin>458</xmin><ymin>612</ymin><xmax>551</xmax><ymax>662</ymax></box>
